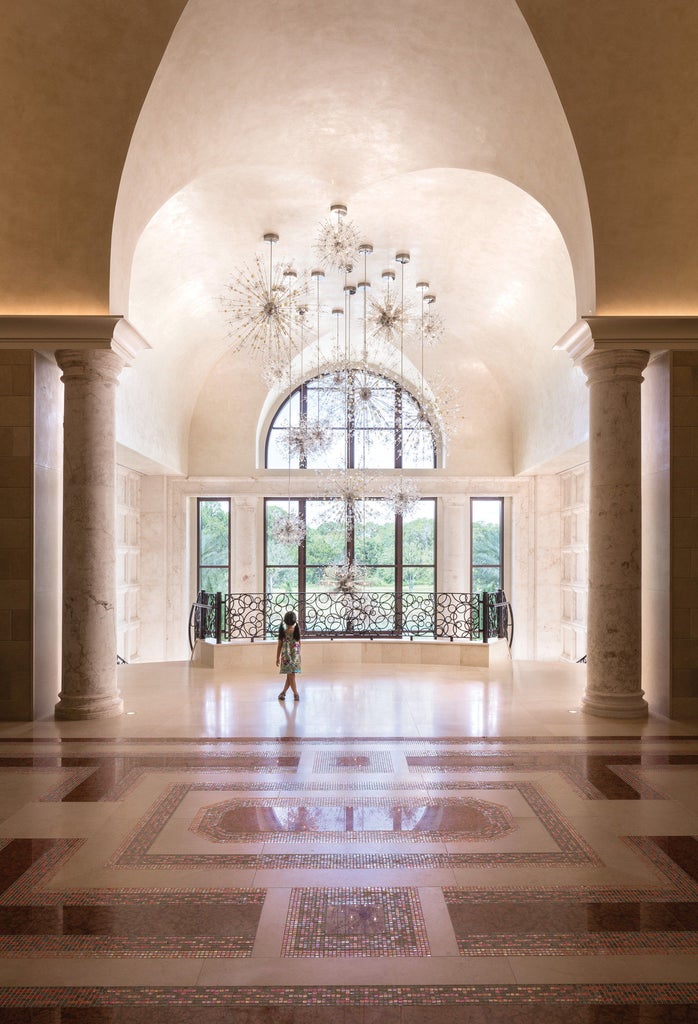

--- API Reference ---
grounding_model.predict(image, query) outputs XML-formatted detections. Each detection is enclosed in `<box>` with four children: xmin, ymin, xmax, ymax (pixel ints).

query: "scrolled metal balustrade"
<box><xmin>189</xmin><ymin>590</ymin><xmax>513</xmax><ymax>650</ymax></box>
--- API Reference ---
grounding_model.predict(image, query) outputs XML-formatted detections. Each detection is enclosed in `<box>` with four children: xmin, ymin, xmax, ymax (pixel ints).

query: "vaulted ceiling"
<box><xmin>1</xmin><ymin>0</ymin><xmax>696</xmax><ymax>476</ymax></box>
<box><xmin>3</xmin><ymin>0</ymin><xmax>695</xmax><ymax>316</ymax></box>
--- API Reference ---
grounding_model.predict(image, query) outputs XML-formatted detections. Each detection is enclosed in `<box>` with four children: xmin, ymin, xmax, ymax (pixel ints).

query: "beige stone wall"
<box><xmin>670</xmin><ymin>352</ymin><xmax>698</xmax><ymax>717</ymax></box>
<box><xmin>532</xmin><ymin>475</ymin><xmax>562</xmax><ymax>659</ymax></box>
<box><xmin>139</xmin><ymin>475</ymin><xmax>168</xmax><ymax>664</ymax></box>
<box><xmin>116</xmin><ymin>466</ymin><xmax>141</xmax><ymax>663</ymax></box>
<box><xmin>0</xmin><ymin>351</ymin><xmax>34</xmax><ymax>718</ymax></box>
<box><xmin>559</xmin><ymin>465</ymin><xmax>588</xmax><ymax>662</ymax></box>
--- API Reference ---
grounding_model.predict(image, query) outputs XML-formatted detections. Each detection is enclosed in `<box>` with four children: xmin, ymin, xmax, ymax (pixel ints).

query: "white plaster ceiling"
<box><xmin>113</xmin><ymin>0</ymin><xmax>593</xmax><ymax>476</ymax></box>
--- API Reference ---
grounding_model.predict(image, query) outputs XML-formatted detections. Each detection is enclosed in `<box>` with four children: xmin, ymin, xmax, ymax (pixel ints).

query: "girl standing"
<box><xmin>276</xmin><ymin>610</ymin><xmax>301</xmax><ymax>700</ymax></box>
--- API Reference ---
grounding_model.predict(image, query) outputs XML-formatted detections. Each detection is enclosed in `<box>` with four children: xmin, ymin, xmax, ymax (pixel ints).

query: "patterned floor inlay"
<box><xmin>445</xmin><ymin>886</ymin><xmax>698</xmax><ymax>956</ymax></box>
<box><xmin>0</xmin><ymin>837</ymin><xmax>266</xmax><ymax>957</ymax></box>
<box><xmin>107</xmin><ymin>777</ymin><xmax>596</xmax><ymax>869</ymax></box>
<box><xmin>0</xmin><ymin>735</ymin><xmax>697</xmax><ymax>1013</ymax></box>
<box><xmin>312</xmin><ymin>750</ymin><xmax>394</xmax><ymax>772</ymax></box>
<box><xmin>406</xmin><ymin>749</ymin><xmax>698</xmax><ymax>799</ymax></box>
<box><xmin>191</xmin><ymin>795</ymin><xmax>515</xmax><ymax>843</ymax></box>
<box><xmin>281</xmin><ymin>887</ymin><xmax>430</xmax><ymax>957</ymax></box>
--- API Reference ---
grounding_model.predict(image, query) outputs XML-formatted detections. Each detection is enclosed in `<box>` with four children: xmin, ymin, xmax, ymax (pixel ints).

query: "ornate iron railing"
<box><xmin>189</xmin><ymin>590</ymin><xmax>513</xmax><ymax>649</ymax></box>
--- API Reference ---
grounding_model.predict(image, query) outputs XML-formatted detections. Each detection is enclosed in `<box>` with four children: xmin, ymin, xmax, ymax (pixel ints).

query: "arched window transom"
<box><xmin>266</xmin><ymin>369</ymin><xmax>438</xmax><ymax>470</ymax></box>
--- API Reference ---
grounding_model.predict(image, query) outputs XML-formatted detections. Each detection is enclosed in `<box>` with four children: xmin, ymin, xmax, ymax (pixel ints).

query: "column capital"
<box><xmin>55</xmin><ymin>347</ymin><xmax>126</xmax><ymax>387</ymax></box>
<box><xmin>579</xmin><ymin>348</ymin><xmax>650</xmax><ymax>387</ymax></box>
<box><xmin>556</xmin><ymin>315</ymin><xmax>698</xmax><ymax>363</ymax></box>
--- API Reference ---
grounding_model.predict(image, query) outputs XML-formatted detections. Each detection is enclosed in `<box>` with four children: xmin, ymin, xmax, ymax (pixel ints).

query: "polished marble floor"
<box><xmin>0</xmin><ymin>656</ymin><xmax>697</xmax><ymax>1021</ymax></box>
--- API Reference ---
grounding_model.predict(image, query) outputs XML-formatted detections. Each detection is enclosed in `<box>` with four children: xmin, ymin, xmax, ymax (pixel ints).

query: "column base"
<box><xmin>55</xmin><ymin>692</ymin><xmax>124</xmax><ymax>720</ymax></box>
<box><xmin>581</xmin><ymin>688</ymin><xmax>648</xmax><ymax>719</ymax></box>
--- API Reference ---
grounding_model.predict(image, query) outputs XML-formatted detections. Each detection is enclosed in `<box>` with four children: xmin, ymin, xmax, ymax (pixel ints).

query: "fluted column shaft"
<box><xmin>580</xmin><ymin>348</ymin><xmax>649</xmax><ymax>718</ymax></box>
<box><xmin>55</xmin><ymin>349</ymin><xmax>125</xmax><ymax>719</ymax></box>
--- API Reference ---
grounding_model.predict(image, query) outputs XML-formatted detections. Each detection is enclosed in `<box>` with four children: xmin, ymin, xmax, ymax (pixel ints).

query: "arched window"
<box><xmin>266</xmin><ymin>369</ymin><xmax>438</xmax><ymax>469</ymax></box>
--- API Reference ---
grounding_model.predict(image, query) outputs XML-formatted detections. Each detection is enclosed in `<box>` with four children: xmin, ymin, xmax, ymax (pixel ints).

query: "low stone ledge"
<box><xmin>192</xmin><ymin>637</ymin><xmax>510</xmax><ymax>670</ymax></box>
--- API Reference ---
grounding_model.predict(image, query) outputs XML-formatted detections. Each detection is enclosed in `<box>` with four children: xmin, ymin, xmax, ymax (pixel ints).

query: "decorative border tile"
<box><xmin>450</xmin><ymin>931</ymin><xmax>698</xmax><ymax>956</ymax></box>
<box><xmin>0</xmin><ymin>983</ymin><xmax>697</xmax><ymax>1006</ymax></box>
<box><xmin>281</xmin><ymin>887</ymin><xmax>430</xmax><ymax>957</ymax></box>
<box><xmin>0</xmin><ymin>934</ymin><xmax>258</xmax><ymax>958</ymax></box>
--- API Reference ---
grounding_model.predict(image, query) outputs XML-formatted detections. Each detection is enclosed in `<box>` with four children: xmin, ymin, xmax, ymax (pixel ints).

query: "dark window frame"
<box><xmin>197</xmin><ymin>497</ymin><xmax>231</xmax><ymax>596</ymax></box>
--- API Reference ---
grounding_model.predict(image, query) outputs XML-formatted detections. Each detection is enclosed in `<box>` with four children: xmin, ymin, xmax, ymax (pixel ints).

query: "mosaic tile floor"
<box><xmin>0</xmin><ymin>660</ymin><xmax>697</xmax><ymax>1021</ymax></box>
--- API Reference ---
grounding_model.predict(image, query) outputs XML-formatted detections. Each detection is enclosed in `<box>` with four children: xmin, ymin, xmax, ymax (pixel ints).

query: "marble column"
<box><xmin>580</xmin><ymin>348</ymin><xmax>649</xmax><ymax>718</ymax></box>
<box><xmin>54</xmin><ymin>348</ymin><xmax>125</xmax><ymax>719</ymax></box>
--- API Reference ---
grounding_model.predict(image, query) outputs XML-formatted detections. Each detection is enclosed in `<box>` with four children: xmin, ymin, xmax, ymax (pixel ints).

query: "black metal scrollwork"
<box><xmin>190</xmin><ymin>590</ymin><xmax>512</xmax><ymax>647</ymax></box>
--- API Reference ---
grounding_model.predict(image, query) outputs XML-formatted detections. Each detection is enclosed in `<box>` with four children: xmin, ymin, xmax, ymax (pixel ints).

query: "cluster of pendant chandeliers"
<box><xmin>221</xmin><ymin>203</ymin><xmax>447</xmax><ymax>596</ymax></box>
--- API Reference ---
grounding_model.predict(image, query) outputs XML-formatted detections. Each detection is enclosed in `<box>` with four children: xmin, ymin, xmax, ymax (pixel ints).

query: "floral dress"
<box><xmin>278</xmin><ymin>627</ymin><xmax>302</xmax><ymax>675</ymax></box>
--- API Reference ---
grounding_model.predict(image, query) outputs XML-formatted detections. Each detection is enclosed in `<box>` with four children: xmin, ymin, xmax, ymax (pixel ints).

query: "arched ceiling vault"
<box><xmin>516</xmin><ymin>0</ymin><xmax>698</xmax><ymax>315</ymax></box>
<box><xmin>0</xmin><ymin>0</ymin><xmax>189</xmax><ymax>314</ymax></box>
<box><xmin>1</xmin><ymin>0</ymin><xmax>697</xmax><ymax>318</ymax></box>
<box><xmin>2</xmin><ymin>1</ymin><xmax>697</xmax><ymax>476</ymax></box>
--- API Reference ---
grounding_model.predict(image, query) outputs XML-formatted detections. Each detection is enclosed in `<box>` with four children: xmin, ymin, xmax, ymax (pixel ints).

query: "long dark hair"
<box><xmin>278</xmin><ymin>610</ymin><xmax>300</xmax><ymax>641</ymax></box>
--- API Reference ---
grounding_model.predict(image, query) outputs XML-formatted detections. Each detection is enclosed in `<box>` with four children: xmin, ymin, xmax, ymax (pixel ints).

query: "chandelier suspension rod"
<box><xmin>417</xmin><ymin>281</ymin><xmax>428</xmax><ymax>410</ymax></box>
<box><xmin>396</xmin><ymin>251</ymin><xmax>410</xmax><ymax>476</ymax></box>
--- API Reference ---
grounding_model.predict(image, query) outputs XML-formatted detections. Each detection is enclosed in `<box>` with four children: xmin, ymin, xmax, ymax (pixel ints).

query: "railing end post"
<box><xmin>481</xmin><ymin>591</ymin><xmax>490</xmax><ymax>644</ymax></box>
<box><xmin>215</xmin><ymin>591</ymin><xmax>222</xmax><ymax>644</ymax></box>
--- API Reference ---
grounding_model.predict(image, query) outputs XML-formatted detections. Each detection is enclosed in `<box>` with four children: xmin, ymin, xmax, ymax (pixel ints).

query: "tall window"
<box><xmin>197</xmin><ymin>498</ymin><xmax>230</xmax><ymax>594</ymax></box>
<box><xmin>265</xmin><ymin>498</ymin><xmax>436</xmax><ymax>634</ymax></box>
<box><xmin>266</xmin><ymin>370</ymin><xmax>437</xmax><ymax>469</ymax></box>
<box><xmin>470</xmin><ymin>497</ymin><xmax>503</xmax><ymax>593</ymax></box>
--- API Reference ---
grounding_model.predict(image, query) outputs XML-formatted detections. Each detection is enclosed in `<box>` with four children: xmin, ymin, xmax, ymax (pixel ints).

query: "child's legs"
<box><xmin>287</xmin><ymin>672</ymin><xmax>298</xmax><ymax>695</ymax></box>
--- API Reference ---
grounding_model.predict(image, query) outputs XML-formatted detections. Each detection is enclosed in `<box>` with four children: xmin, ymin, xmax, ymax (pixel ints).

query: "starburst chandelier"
<box><xmin>422</xmin><ymin>292</ymin><xmax>445</xmax><ymax>346</ymax></box>
<box><xmin>382</xmin><ymin>475</ymin><xmax>421</xmax><ymax>518</ymax></box>
<box><xmin>279</xmin><ymin>418</ymin><xmax>334</xmax><ymax>462</ymax></box>
<box><xmin>318</xmin><ymin>468</ymin><xmax>369</xmax><ymax>526</ymax></box>
<box><xmin>321</xmin><ymin>558</ymin><xmax>367</xmax><ymax>600</ymax></box>
<box><xmin>322</xmin><ymin>558</ymin><xmax>369</xmax><ymax>616</ymax></box>
<box><xmin>366</xmin><ymin>269</ymin><xmax>415</xmax><ymax>346</ymax></box>
<box><xmin>270</xmin><ymin>509</ymin><xmax>307</xmax><ymax>547</ymax></box>
<box><xmin>222</xmin><ymin>234</ymin><xmax>305</xmax><ymax>360</ymax></box>
<box><xmin>422</xmin><ymin>371</ymin><xmax>463</xmax><ymax>440</ymax></box>
<box><xmin>314</xmin><ymin>204</ymin><xmax>360</xmax><ymax>273</ymax></box>
<box><xmin>353</xmin><ymin>370</ymin><xmax>395</xmax><ymax>430</ymax></box>
<box><xmin>261</xmin><ymin>347</ymin><xmax>296</xmax><ymax>391</ymax></box>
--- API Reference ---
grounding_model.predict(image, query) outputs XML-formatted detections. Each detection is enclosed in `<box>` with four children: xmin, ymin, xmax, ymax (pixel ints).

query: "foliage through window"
<box><xmin>470</xmin><ymin>497</ymin><xmax>503</xmax><ymax>594</ymax></box>
<box><xmin>265</xmin><ymin>498</ymin><xmax>436</xmax><ymax>635</ymax></box>
<box><xmin>197</xmin><ymin>498</ymin><xmax>230</xmax><ymax>595</ymax></box>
